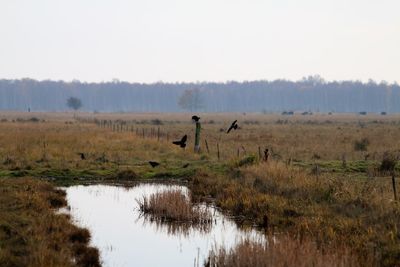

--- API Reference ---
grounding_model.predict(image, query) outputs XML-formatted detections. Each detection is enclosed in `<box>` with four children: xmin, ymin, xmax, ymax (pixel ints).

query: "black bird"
<box><xmin>226</xmin><ymin>120</ymin><xmax>238</xmax><ymax>133</ymax></box>
<box><xmin>172</xmin><ymin>135</ymin><xmax>187</xmax><ymax>148</ymax></box>
<box><xmin>78</xmin><ymin>153</ymin><xmax>86</xmax><ymax>160</ymax></box>
<box><xmin>148</xmin><ymin>161</ymin><xmax>160</xmax><ymax>168</ymax></box>
<box><xmin>182</xmin><ymin>163</ymin><xmax>190</xmax><ymax>168</ymax></box>
<box><xmin>192</xmin><ymin>115</ymin><xmax>200</xmax><ymax>122</ymax></box>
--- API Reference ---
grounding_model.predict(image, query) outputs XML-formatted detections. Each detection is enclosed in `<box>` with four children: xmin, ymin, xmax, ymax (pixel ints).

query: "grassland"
<box><xmin>0</xmin><ymin>111</ymin><xmax>399</xmax><ymax>266</ymax></box>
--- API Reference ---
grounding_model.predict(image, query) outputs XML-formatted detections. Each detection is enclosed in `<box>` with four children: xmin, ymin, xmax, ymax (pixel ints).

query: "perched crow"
<box><xmin>192</xmin><ymin>115</ymin><xmax>200</xmax><ymax>122</ymax></box>
<box><xmin>227</xmin><ymin>120</ymin><xmax>238</xmax><ymax>133</ymax></box>
<box><xmin>78</xmin><ymin>153</ymin><xmax>86</xmax><ymax>160</ymax></box>
<box><xmin>172</xmin><ymin>135</ymin><xmax>187</xmax><ymax>148</ymax></box>
<box><xmin>182</xmin><ymin>163</ymin><xmax>190</xmax><ymax>168</ymax></box>
<box><xmin>148</xmin><ymin>161</ymin><xmax>160</xmax><ymax>168</ymax></box>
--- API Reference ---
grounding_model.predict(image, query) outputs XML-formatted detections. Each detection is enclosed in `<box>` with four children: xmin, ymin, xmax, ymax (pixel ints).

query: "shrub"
<box><xmin>116</xmin><ymin>169</ymin><xmax>138</xmax><ymax>180</ymax></box>
<box><xmin>354</xmin><ymin>138</ymin><xmax>369</xmax><ymax>151</ymax></box>
<box><xmin>150</xmin><ymin>119</ymin><xmax>163</xmax><ymax>125</ymax></box>
<box><xmin>236</xmin><ymin>155</ymin><xmax>257</xmax><ymax>167</ymax></box>
<box><xmin>379</xmin><ymin>153</ymin><xmax>397</xmax><ymax>174</ymax></box>
<box><xmin>28</xmin><ymin>117</ymin><xmax>40</xmax><ymax>122</ymax></box>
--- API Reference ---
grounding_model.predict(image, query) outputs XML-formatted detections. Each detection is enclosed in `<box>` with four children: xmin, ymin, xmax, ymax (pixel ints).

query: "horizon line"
<box><xmin>1</xmin><ymin>76</ymin><xmax>399</xmax><ymax>86</ymax></box>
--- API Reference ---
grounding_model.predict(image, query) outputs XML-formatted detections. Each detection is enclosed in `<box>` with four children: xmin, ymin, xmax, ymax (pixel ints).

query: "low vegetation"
<box><xmin>137</xmin><ymin>189</ymin><xmax>212</xmax><ymax>224</ymax></box>
<box><xmin>0</xmin><ymin>178</ymin><xmax>100</xmax><ymax>267</ymax></box>
<box><xmin>190</xmin><ymin>162</ymin><xmax>399</xmax><ymax>266</ymax></box>
<box><xmin>205</xmin><ymin>235</ymin><xmax>361</xmax><ymax>267</ymax></box>
<box><xmin>0</xmin><ymin>112</ymin><xmax>399</xmax><ymax>266</ymax></box>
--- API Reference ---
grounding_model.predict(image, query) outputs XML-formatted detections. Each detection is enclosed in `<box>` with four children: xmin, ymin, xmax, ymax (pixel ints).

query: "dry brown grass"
<box><xmin>1</xmin><ymin>112</ymin><xmax>400</xmax><ymax>166</ymax></box>
<box><xmin>0</xmin><ymin>112</ymin><xmax>399</xmax><ymax>265</ymax></box>
<box><xmin>190</xmin><ymin>162</ymin><xmax>399</xmax><ymax>266</ymax></box>
<box><xmin>137</xmin><ymin>189</ymin><xmax>212</xmax><ymax>224</ymax></box>
<box><xmin>205</xmin><ymin>235</ymin><xmax>362</xmax><ymax>267</ymax></box>
<box><xmin>0</xmin><ymin>178</ymin><xmax>100</xmax><ymax>267</ymax></box>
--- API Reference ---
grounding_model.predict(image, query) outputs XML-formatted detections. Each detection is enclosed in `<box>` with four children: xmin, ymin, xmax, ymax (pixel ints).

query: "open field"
<box><xmin>0</xmin><ymin>112</ymin><xmax>399</xmax><ymax>266</ymax></box>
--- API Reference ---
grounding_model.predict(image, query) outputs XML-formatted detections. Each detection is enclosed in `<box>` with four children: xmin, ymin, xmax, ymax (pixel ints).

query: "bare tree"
<box><xmin>178</xmin><ymin>88</ymin><xmax>204</xmax><ymax>111</ymax></box>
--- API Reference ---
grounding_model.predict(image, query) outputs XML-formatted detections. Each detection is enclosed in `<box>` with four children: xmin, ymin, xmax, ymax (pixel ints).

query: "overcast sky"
<box><xmin>0</xmin><ymin>0</ymin><xmax>399</xmax><ymax>83</ymax></box>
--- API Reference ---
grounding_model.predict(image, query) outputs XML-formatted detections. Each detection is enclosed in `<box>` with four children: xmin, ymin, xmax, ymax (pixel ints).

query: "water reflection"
<box><xmin>64</xmin><ymin>184</ymin><xmax>264</xmax><ymax>267</ymax></box>
<box><xmin>137</xmin><ymin>212</ymin><xmax>212</xmax><ymax>237</ymax></box>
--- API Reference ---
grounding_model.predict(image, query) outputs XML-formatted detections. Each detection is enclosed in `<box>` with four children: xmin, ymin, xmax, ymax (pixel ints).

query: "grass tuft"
<box><xmin>137</xmin><ymin>189</ymin><xmax>212</xmax><ymax>224</ymax></box>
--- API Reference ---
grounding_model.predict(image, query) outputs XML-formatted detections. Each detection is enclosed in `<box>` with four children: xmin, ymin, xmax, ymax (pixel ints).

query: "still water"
<box><xmin>64</xmin><ymin>184</ymin><xmax>263</xmax><ymax>267</ymax></box>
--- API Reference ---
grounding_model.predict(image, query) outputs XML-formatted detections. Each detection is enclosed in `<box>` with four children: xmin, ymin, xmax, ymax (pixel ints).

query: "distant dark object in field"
<box><xmin>182</xmin><ymin>163</ymin><xmax>190</xmax><ymax>168</ymax></box>
<box><xmin>227</xmin><ymin>120</ymin><xmax>238</xmax><ymax>133</ymax></box>
<box><xmin>301</xmin><ymin>111</ymin><xmax>313</xmax><ymax>115</ymax></box>
<box><xmin>354</xmin><ymin>138</ymin><xmax>370</xmax><ymax>151</ymax></box>
<box><xmin>359</xmin><ymin>111</ymin><xmax>367</xmax><ymax>115</ymax></box>
<box><xmin>328</xmin><ymin>112</ymin><xmax>333</xmax><ymax>115</ymax></box>
<box><xmin>96</xmin><ymin>153</ymin><xmax>108</xmax><ymax>163</ymax></box>
<box><xmin>150</xmin><ymin>119</ymin><xmax>163</xmax><ymax>125</ymax></box>
<box><xmin>172</xmin><ymin>135</ymin><xmax>187</xmax><ymax>148</ymax></box>
<box><xmin>78</xmin><ymin>153</ymin><xmax>86</xmax><ymax>160</ymax></box>
<box><xmin>282</xmin><ymin>111</ymin><xmax>294</xmax><ymax>115</ymax></box>
<box><xmin>262</xmin><ymin>214</ymin><xmax>269</xmax><ymax>229</ymax></box>
<box><xmin>264</xmin><ymin>149</ymin><xmax>269</xmax><ymax>161</ymax></box>
<box><xmin>379</xmin><ymin>153</ymin><xmax>397</xmax><ymax>173</ymax></box>
<box><xmin>148</xmin><ymin>161</ymin><xmax>160</xmax><ymax>168</ymax></box>
<box><xmin>192</xmin><ymin>115</ymin><xmax>200</xmax><ymax>122</ymax></box>
<box><xmin>381</xmin><ymin>112</ymin><xmax>387</xmax><ymax>115</ymax></box>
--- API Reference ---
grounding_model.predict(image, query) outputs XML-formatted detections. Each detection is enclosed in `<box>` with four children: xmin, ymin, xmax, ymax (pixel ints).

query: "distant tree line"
<box><xmin>0</xmin><ymin>76</ymin><xmax>399</xmax><ymax>113</ymax></box>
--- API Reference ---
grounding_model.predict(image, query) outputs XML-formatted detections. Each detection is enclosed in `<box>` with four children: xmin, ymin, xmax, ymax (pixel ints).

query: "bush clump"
<box><xmin>379</xmin><ymin>153</ymin><xmax>397</xmax><ymax>174</ymax></box>
<box><xmin>354</xmin><ymin>138</ymin><xmax>370</xmax><ymax>151</ymax></box>
<box><xmin>117</xmin><ymin>169</ymin><xmax>138</xmax><ymax>180</ymax></box>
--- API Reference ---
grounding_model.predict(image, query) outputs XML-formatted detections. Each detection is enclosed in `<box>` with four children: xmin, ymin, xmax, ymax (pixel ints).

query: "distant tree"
<box><xmin>67</xmin><ymin>97</ymin><xmax>82</xmax><ymax>111</ymax></box>
<box><xmin>178</xmin><ymin>88</ymin><xmax>204</xmax><ymax>111</ymax></box>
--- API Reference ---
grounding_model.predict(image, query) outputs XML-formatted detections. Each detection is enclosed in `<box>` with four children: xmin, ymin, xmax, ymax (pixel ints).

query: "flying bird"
<box><xmin>192</xmin><ymin>115</ymin><xmax>200</xmax><ymax>122</ymax></box>
<box><xmin>227</xmin><ymin>120</ymin><xmax>238</xmax><ymax>133</ymax></box>
<box><xmin>172</xmin><ymin>135</ymin><xmax>187</xmax><ymax>148</ymax></box>
<box><xmin>148</xmin><ymin>161</ymin><xmax>160</xmax><ymax>168</ymax></box>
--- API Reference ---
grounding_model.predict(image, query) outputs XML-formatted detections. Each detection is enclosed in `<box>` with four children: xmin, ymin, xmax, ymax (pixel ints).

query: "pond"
<box><xmin>63</xmin><ymin>183</ymin><xmax>264</xmax><ymax>267</ymax></box>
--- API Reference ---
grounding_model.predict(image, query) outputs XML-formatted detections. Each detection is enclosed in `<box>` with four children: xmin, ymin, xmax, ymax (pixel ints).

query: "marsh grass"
<box><xmin>205</xmin><ymin>235</ymin><xmax>362</xmax><ymax>267</ymax></box>
<box><xmin>0</xmin><ymin>178</ymin><xmax>100</xmax><ymax>267</ymax></box>
<box><xmin>190</xmin><ymin>162</ymin><xmax>399</xmax><ymax>266</ymax></box>
<box><xmin>137</xmin><ymin>189</ymin><xmax>212</xmax><ymax>225</ymax></box>
<box><xmin>1</xmin><ymin>112</ymin><xmax>400</xmax><ymax>265</ymax></box>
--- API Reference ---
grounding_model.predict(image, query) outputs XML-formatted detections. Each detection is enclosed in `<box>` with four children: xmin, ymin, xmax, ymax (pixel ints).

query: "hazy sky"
<box><xmin>0</xmin><ymin>0</ymin><xmax>399</xmax><ymax>83</ymax></box>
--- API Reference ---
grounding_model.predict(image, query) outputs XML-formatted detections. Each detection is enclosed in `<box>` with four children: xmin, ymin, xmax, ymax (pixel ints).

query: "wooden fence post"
<box><xmin>194</xmin><ymin>122</ymin><xmax>201</xmax><ymax>153</ymax></box>
<box><xmin>205</xmin><ymin>139</ymin><xmax>210</xmax><ymax>154</ymax></box>
<box><xmin>392</xmin><ymin>172</ymin><xmax>398</xmax><ymax>201</ymax></box>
